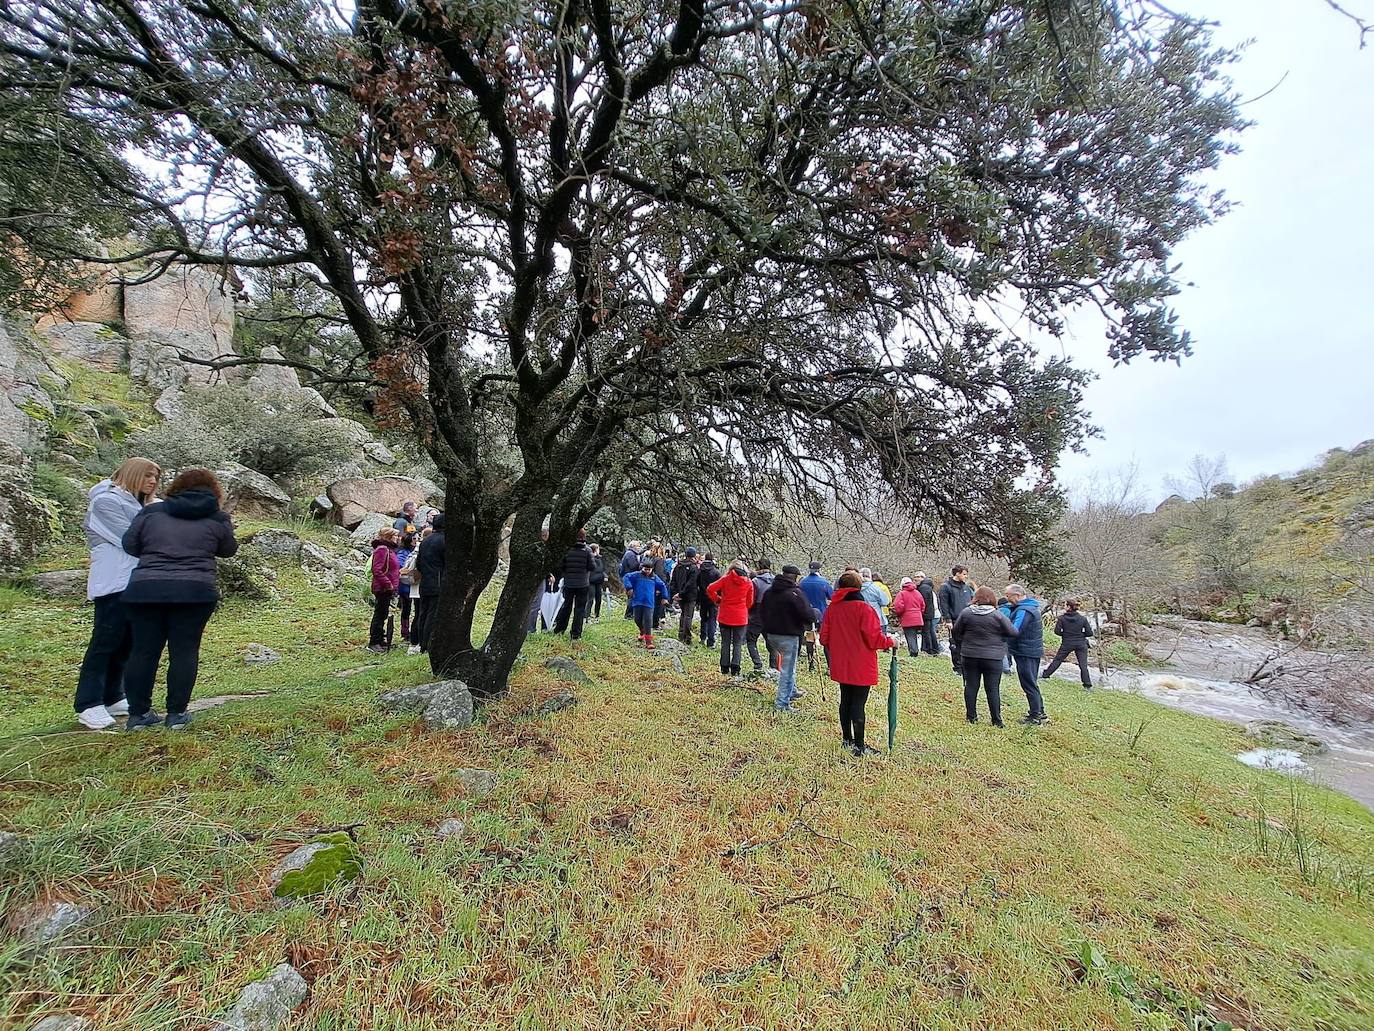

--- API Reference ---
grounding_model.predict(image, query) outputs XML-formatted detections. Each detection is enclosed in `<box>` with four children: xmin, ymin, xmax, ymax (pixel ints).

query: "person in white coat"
<box><xmin>74</xmin><ymin>458</ymin><xmax>160</xmax><ymax>729</ymax></box>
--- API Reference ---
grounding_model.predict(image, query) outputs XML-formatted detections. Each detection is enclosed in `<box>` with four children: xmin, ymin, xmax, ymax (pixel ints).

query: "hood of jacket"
<box><xmin>766</xmin><ymin>573</ymin><xmax>797</xmax><ymax>594</ymax></box>
<box><xmin>832</xmin><ymin>586</ymin><xmax>862</xmax><ymax>603</ymax></box>
<box><xmin>944</xmin><ymin>577</ymin><xmax>967</xmax><ymax>592</ymax></box>
<box><xmin>899</xmin><ymin>581</ymin><xmax>919</xmax><ymax>593</ymax></box>
<box><xmin>966</xmin><ymin>603</ymin><xmax>997</xmax><ymax>615</ymax></box>
<box><xmin>918</xmin><ymin>578</ymin><xmax>934</xmax><ymax>589</ymax></box>
<box><xmin>371</xmin><ymin>538</ymin><xmax>395</xmax><ymax>550</ymax></box>
<box><xmin>164</xmin><ymin>489</ymin><xmax>220</xmax><ymax>520</ymax></box>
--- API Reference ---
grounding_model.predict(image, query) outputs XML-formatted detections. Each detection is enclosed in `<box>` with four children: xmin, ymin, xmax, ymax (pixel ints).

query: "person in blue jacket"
<box><xmin>799</xmin><ymin>561</ymin><xmax>834</xmax><ymax>671</ymax></box>
<box><xmin>622</xmin><ymin>558</ymin><xmax>670</xmax><ymax>649</ymax></box>
<box><xmin>1005</xmin><ymin>584</ymin><xmax>1048</xmax><ymax>725</ymax></box>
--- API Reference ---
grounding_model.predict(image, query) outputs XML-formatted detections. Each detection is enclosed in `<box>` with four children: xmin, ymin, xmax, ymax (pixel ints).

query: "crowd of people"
<box><xmin>70</xmin><ymin>463</ymin><xmax>1093</xmax><ymax>750</ymax></box>
<box><xmin>539</xmin><ymin>539</ymin><xmax>1096</xmax><ymax>755</ymax></box>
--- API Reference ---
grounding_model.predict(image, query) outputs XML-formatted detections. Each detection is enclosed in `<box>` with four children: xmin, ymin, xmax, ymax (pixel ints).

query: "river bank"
<box><xmin>1044</xmin><ymin>617</ymin><xmax>1374</xmax><ymax>810</ymax></box>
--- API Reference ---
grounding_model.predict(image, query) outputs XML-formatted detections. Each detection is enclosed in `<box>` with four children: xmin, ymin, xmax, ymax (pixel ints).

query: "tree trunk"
<box><xmin>428</xmin><ymin>500</ymin><xmax>549</xmax><ymax>699</ymax></box>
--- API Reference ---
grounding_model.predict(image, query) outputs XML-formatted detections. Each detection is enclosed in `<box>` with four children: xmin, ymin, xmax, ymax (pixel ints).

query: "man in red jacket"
<box><xmin>820</xmin><ymin>571</ymin><xmax>898</xmax><ymax>755</ymax></box>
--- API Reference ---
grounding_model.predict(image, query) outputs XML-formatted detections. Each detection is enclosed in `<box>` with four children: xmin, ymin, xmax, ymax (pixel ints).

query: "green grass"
<box><xmin>1</xmin><ymin>570</ymin><xmax>1372</xmax><ymax>1030</ymax></box>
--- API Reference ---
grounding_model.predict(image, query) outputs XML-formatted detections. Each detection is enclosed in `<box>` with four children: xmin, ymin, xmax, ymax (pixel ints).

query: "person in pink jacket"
<box><xmin>889</xmin><ymin>576</ymin><xmax>927</xmax><ymax>657</ymax></box>
<box><xmin>369</xmin><ymin>527</ymin><xmax>402</xmax><ymax>652</ymax></box>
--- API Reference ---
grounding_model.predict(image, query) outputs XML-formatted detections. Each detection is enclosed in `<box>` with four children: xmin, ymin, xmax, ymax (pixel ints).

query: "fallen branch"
<box><xmin>723</xmin><ymin>786</ymin><xmax>854</xmax><ymax>857</ymax></box>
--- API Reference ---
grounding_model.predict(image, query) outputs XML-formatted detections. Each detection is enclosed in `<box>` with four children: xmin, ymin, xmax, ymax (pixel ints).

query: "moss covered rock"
<box><xmin>270</xmin><ymin>833</ymin><xmax>362</xmax><ymax>900</ymax></box>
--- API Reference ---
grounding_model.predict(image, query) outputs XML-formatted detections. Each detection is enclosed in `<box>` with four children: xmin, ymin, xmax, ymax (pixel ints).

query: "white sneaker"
<box><xmin>105</xmin><ymin>699</ymin><xmax>129</xmax><ymax>716</ymax></box>
<box><xmin>77</xmin><ymin>705</ymin><xmax>116</xmax><ymax>730</ymax></box>
<box><xmin>407</xmin><ymin>645</ymin><xmax>421</xmax><ymax>655</ymax></box>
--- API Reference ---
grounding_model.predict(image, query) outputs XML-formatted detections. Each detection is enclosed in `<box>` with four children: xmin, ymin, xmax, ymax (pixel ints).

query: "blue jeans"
<box><xmin>767</xmin><ymin>634</ymin><xmax>801</xmax><ymax>709</ymax></box>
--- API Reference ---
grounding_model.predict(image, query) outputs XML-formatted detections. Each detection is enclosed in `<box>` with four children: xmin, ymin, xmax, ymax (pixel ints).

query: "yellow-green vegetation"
<box><xmin>1</xmin><ymin>569</ymin><xmax>1372</xmax><ymax>1030</ymax></box>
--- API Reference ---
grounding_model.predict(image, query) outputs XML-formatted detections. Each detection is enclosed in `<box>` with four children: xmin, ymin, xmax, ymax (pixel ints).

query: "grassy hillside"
<box><xmin>1</xmin><ymin>568</ymin><xmax>1372</xmax><ymax>1030</ymax></box>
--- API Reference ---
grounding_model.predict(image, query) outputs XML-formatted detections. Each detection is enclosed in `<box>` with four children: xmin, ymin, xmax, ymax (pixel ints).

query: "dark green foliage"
<box><xmin>129</xmin><ymin>387</ymin><xmax>352</xmax><ymax>481</ymax></box>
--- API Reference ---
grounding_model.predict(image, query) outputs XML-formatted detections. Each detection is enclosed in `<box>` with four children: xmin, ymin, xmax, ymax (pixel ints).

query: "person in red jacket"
<box><xmin>369</xmin><ymin>527</ymin><xmax>401</xmax><ymax>652</ymax></box>
<box><xmin>705</xmin><ymin>560</ymin><xmax>755</xmax><ymax>677</ymax></box>
<box><xmin>820</xmin><ymin>570</ymin><xmax>898</xmax><ymax>755</ymax></box>
<box><xmin>889</xmin><ymin>576</ymin><xmax>927</xmax><ymax>657</ymax></box>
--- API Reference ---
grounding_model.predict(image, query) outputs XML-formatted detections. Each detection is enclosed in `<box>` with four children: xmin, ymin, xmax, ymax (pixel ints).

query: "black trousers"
<box><xmin>962</xmin><ymin>656</ymin><xmax>1003</xmax><ymax>723</ymax></box>
<box><xmin>369</xmin><ymin>590</ymin><xmax>393</xmax><ymax>647</ymax></box>
<box><xmin>591</xmin><ymin>583</ymin><xmax>604</xmax><ymax>617</ymax></box>
<box><xmin>677</xmin><ymin>596</ymin><xmax>697</xmax><ymax>643</ymax></box>
<box><xmin>554</xmin><ymin>585</ymin><xmax>590</xmax><ymax>639</ymax></box>
<box><xmin>700</xmin><ymin>602</ymin><xmax>718</xmax><ymax>648</ymax></box>
<box><xmin>412</xmin><ymin>595</ymin><xmax>435</xmax><ymax>649</ymax></box>
<box><xmin>921</xmin><ymin>618</ymin><xmax>941</xmax><ymax>655</ymax></box>
<box><xmin>949</xmin><ymin>638</ymin><xmax>963</xmax><ymax>674</ymax></box>
<box><xmin>838</xmin><ymin>684</ymin><xmax>871</xmax><ymax>751</ymax></box>
<box><xmin>654</xmin><ymin>597</ymin><xmax>666</xmax><ymax>629</ymax></box>
<box><xmin>902</xmin><ymin>626</ymin><xmax>921</xmax><ymax>657</ymax></box>
<box><xmin>1014</xmin><ymin>653</ymin><xmax>1046</xmax><ymax>719</ymax></box>
<box><xmin>75</xmin><ymin>592</ymin><xmax>131</xmax><ymax>712</ymax></box>
<box><xmin>746</xmin><ymin>627</ymin><xmax>778</xmax><ymax>671</ymax></box>
<box><xmin>719</xmin><ymin>624</ymin><xmax>744</xmax><ymax>673</ymax></box>
<box><xmin>1044</xmin><ymin>643</ymin><xmax>1092</xmax><ymax>686</ymax></box>
<box><xmin>398</xmin><ymin>593</ymin><xmax>412</xmax><ymax>631</ymax></box>
<box><xmin>124</xmin><ymin>601</ymin><xmax>217</xmax><ymax>718</ymax></box>
<box><xmin>623</xmin><ymin>586</ymin><xmax>635</xmax><ymax>620</ymax></box>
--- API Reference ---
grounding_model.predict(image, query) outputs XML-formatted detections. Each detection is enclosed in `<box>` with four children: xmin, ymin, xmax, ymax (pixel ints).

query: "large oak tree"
<box><xmin>0</xmin><ymin>0</ymin><xmax>1243</xmax><ymax>696</ymax></box>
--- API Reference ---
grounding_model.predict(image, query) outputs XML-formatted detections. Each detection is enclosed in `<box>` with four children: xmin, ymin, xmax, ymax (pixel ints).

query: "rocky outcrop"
<box><xmin>244</xmin><ymin>528</ymin><xmax>302</xmax><ymax>561</ymax></box>
<box><xmin>326</xmin><ymin>476</ymin><xmax>441</xmax><ymax>530</ymax></box>
<box><xmin>0</xmin><ymin>317</ymin><xmax>63</xmax><ymax>454</ymax></box>
<box><xmin>217</xmin><ymin>465</ymin><xmax>291</xmax><ymax>519</ymax></box>
<box><xmin>123</xmin><ymin>264</ymin><xmax>235</xmax><ymax>356</ymax></box>
<box><xmin>39</xmin><ymin>321</ymin><xmax>126</xmax><ymax>371</ymax></box>
<box><xmin>29</xmin><ymin>569</ymin><xmax>87</xmax><ymax>598</ymax></box>
<box><xmin>0</xmin><ymin>474</ymin><xmax>52</xmax><ymax>569</ymax></box>
<box><xmin>245</xmin><ymin>346</ymin><xmax>336</xmax><ymax>418</ymax></box>
<box><xmin>348</xmin><ymin>513</ymin><xmax>392</xmax><ymax>549</ymax></box>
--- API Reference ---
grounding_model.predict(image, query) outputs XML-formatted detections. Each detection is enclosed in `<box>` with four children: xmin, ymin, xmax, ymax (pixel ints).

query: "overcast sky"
<box><xmin>1053</xmin><ymin>0</ymin><xmax>1373</xmax><ymax>504</ymax></box>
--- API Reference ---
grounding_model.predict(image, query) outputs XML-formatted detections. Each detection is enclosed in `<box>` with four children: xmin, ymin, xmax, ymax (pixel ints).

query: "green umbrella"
<box><xmin>887</xmin><ymin>648</ymin><xmax>899</xmax><ymax>752</ymax></box>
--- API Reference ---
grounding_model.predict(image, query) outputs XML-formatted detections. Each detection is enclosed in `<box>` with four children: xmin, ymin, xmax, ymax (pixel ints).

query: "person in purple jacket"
<box><xmin>368</xmin><ymin>527</ymin><xmax>402</xmax><ymax>652</ymax></box>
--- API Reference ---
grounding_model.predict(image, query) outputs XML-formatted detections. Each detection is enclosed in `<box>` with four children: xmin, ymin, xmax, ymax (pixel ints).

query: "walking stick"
<box><xmin>887</xmin><ymin>648</ymin><xmax>899</xmax><ymax>752</ymax></box>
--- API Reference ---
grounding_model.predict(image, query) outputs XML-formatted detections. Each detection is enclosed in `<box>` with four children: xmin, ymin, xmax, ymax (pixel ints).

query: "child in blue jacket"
<box><xmin>623</xmin><ymin>559</ymin><xmax>670</xmax><ymax>649</ymax></box>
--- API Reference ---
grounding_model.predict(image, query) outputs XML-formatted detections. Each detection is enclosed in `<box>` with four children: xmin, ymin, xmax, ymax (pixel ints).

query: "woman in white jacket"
<box><xmin>74</xmin><ymin>458</ymin><xmax>160</xmax><ymax>729</ymax></box>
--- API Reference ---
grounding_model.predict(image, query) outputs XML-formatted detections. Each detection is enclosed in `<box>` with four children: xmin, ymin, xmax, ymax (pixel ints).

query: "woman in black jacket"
<box><xmin>1043</xmin><ymin>598</ymin><xmax>1095</xmax><ymax>688</ymax></box>
<box><xmin>588</xmin><ymin>543</ymin><xmax>607</xmax><ymax>618</ymax></box>
<box><xmin>120</xmin><ymin>468</ymin><xmax>238</xmax><ymax>730</ymax></box>
<box><xmin>950</xmin><ymin>586</ymin><xmax>1017</xmax><ymax>726</ymax></box>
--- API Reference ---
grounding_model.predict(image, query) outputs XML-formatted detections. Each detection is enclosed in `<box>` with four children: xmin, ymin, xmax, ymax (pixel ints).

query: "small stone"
<box><xmin>455</xmin><ymin>768</ymin><xmax>498</xmax><ymax>798</ymax></box>
<box><xmin>30</xmin><ymin>1017</ymin><xmax>92</xmax><ymax>1031</ymax></box>
<box><xmin>243</xmin><ymin>644</ymin><xmax>281</xmax><ymax>665</ymax></box>
<box><xmin>348</xmin><ymin>513</ymin><xmax>393</xmax><ymax>549</ymax></box>
<box><xmin>245</xmin><ymin>528</ymin><xmax>302</xmax><ymax>562</ymax></box>
<box><xmin>545</xmin><ymin>656</ymin><xmax>591</xmax><ymax>685</ymax></box>
<box><xmin>0</xmin><ymin>829</ymin><xmax>26</xmax><ymax>863</ymax></box>
<box><xmin>653</xmin><ymin>639</ymin><xmax>689</xmax><ymax>656</ymax></box>
<box><xmin>309</xmin><ymin>495</ymin><xmax>333</xmax><ymax>519</ymax></box>
<box><xmin>362</xmin><ymin>439</ymin><xmax>395</xmax><ymax>465</ymax></box>
<box><xmin>537</xmin><ymin>689</ymin><xmax>578</xmax><ymax>716</ymax></box>
<box><xmin>9</xmin><ymin>900</ymin><xmax>96</xmax><ymax>948</ymax></box>
<box><xmin>216</xmin><ymin>963</ymin><xmax>308</xmax><ymax>1031</ymax></box>
<box><xmin>28</xmin><ymin>569</ymin><xmax>87</xmax><ymax>598</ymax></box>
<box><xmin>435</xmin><ymin>819</ymin><xmax>466</xmax><ymax>840</ymax></box>
<box><xmin>1245</xmin><ymin>719</ymin><xmax>1329</xmax><ymax>756</ymax></box>
<box><xmin>379</xmin><ymin>680</ymin><xmax>474</xmax><ymax>731</ymax></box>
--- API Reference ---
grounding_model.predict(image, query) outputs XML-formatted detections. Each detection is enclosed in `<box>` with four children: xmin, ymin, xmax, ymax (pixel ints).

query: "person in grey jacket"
<box><xmin>950</xmin><ymin>587</ymin><xmax>1017</xmax><ymax>726</ymax></box>
<box><xmin>74</xmin><ymin>458</ymin><xmax>161</xmax><ymax>730</ymax></box>
<box><xmin>120</xmin><ymin>468</ymin><xmax>238</xmax><ymax>731</ymax></box>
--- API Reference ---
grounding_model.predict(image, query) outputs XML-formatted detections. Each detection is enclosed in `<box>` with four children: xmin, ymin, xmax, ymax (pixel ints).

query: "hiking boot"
<box><xmin>791</xmin><ymin>688</ymin><xmax>806</xmax><ymax>699</ymax></box>
<box><xmin>775</xmin><ymin>704</ymin><xmax>799</xmax><ymax>714</ymax></box>
<box><xmin>165</xmin><ymin>712</ymin><xmax>193</xmax><ymax>732</ymax></box>
<box><xmin>1033</xmin><ymin>714</ymin><xmax>1051</xmax><ymax>725</ymax></box>
<box><xmin>125</xmin><ymin>711</ymin><xmax>162</xmax><ymax>731</ymax></box>
<box><xmin>77</xmin><ymin>705</ymin><xmax>116</xmax><ymax>730</ymax></box>
<box><xmin>407</xmin><ymin>645</ymin><xmax>421</xmax><ymax>655</ymax></box>
<box><xmin>1018</xmin><ymin>715</ymin><xmax>1038</xmax><ymax>726</ymax></box>
<box><xmin>966</xmin><ymin>716</ymin><xmax>978</xmax><ymax>724</ymax></box>
<box><xmin>367</xmin><ymin>644</ymin><xmax>388</xmax><ymax>654</ymax></box>
<box><xmin>858</xmin><ymin>745</ymin><xmax>883</xmax><ymax>757</ymax></box>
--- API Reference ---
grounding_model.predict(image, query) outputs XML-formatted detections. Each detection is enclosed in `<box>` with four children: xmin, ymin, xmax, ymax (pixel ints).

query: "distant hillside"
<box><xmin>1151</xmin><ymin>442</ymin><xmax>1374</xmax><ymax>621</ymax></box>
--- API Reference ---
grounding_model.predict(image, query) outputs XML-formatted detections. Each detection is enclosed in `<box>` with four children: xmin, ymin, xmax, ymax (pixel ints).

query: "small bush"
<box><xmin>129</xmin><ymin>386</ymin><xmax>353</xmax><ymax>480</ymax></box>
<box><xmin>29</xmin><ymin>462</ymin><xmax>86</xmax><ymax>534</ymax></box>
